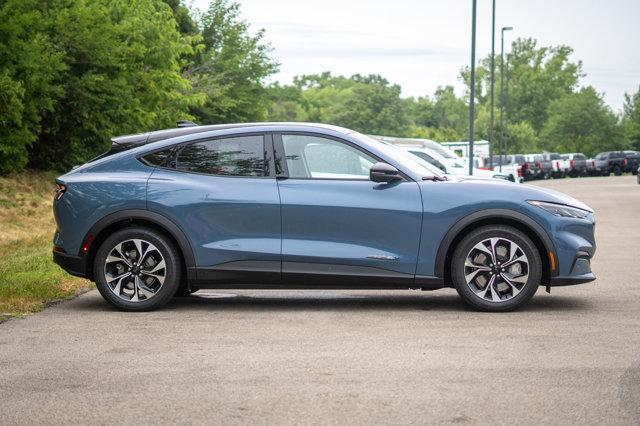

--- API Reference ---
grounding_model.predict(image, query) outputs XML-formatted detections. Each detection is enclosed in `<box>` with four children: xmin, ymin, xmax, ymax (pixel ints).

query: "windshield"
<box><xmin>353</xmin><ymin>133</ymin><xmax>444</xmax><ymax>177</ymax></box>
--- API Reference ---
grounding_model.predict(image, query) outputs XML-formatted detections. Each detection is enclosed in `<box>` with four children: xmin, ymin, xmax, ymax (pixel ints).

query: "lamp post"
<box><xmin>498</xmin><ymin>26</ymin><xmax>512</xmax><ymax>172</ymax></box>
<box><xmin>488</xmin><ymin>0</ymin><xmax>496</xmax><ymax>169</ymax></box>
<box><xmin>468</xmin><ymin>0</ymin><xmax>477</xmax><ymax>176</ymax></box>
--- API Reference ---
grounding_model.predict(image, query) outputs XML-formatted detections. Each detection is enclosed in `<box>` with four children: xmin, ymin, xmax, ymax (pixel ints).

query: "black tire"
<box><xmin>451</xmin><ymin>225</ymin><xmax>542</xmax><ymax>312</ymax></box>
<box><xmin>614</xmin><ymin>165</ymin><xmax>622</xmax><ymax>176</ymax></box>
<box><xmin>94</xmin><ymin>227</ymin><xmax>182</xmax><ymax>311</ymax></box>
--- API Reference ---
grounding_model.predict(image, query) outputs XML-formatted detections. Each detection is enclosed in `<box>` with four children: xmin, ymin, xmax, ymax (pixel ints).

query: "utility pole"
<box><xmin>468</xmin><ymin>0</ymin><xmax>477</xmax><ymax>176</ymax></box>
<box><xmin>489</xmin><ymin>0</ymin><xmax>496</xmax><ymax>169</ymax></box>
<box><xmin>499</xmin><ymin>26</ymin><xmax>512</xmax><ymax>173</ymax></box>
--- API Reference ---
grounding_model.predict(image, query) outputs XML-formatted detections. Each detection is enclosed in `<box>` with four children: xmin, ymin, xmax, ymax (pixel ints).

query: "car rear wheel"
<box><xmin>94</xmin><ymin>227</ymin><xmax>182</xmax><ymax>311</ymax></box>
<box><xmin>613</xmin><ymin>165</ymin><xmax>622</xmax><ymax>176</ymax></box>
<box><xmin>451</xmin><ymin>225</ymin><xmax>542</xmax><ymax>312</ymax></box>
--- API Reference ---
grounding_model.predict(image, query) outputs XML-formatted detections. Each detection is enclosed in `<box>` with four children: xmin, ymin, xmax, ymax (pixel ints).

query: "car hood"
<box><xmin>433</xmin><ymin>177</ymin><xmax>593</xmax><ymax>212</ymax></box>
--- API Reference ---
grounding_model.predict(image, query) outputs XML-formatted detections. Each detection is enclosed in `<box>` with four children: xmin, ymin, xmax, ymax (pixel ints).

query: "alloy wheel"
<box><xmin>103</xmin><ymin>239</ymin><xmax>166</xmax><ymax>302</ymax></box>
<box><xmin>464</xmin><ymin>237</ymin><xmax>529</xmax><ymax>303</ymax></box>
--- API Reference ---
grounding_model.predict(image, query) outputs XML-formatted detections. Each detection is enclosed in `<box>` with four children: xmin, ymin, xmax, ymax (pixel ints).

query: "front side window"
<box><xmin>176</xmin><ymin>135</ymin><xmax>265</xmax><ymax>176</ymax></box>
<box><xmin>282</xmin><ymin>134</ymin><xmax>375</xmax><ymax>179</ymax></box>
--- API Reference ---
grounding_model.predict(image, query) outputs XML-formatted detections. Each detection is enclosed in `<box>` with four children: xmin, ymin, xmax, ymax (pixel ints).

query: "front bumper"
<box><xmin>53</xmin><ymin>251</ymin><xmax>87</xmax><ymax>278</ymax></box>
<box><xmin>550</xmin><ymin>272</ymin><xmax>596</xmax><ymax>286</ymax></box>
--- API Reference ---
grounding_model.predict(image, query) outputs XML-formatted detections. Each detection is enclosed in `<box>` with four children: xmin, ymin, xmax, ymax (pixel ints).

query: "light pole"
<box><xmin>498</xmin><ymin>26</ymin><xmax>512</xmax><ymax>172</ymax></box>
<box><xmin>488</xmin><ymin>0</ymin><xmax>496</xmax><ymax>170</ymax></box>
<box><xmin>468</xmin><ymin>0</ymin><xmax>477</xmax><ymax>176</ymax></box>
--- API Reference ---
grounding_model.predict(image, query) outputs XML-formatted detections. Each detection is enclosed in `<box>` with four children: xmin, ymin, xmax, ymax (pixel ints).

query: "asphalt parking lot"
<box><xmin>1</xmin><ymin>176</ymin><xmax>639</xmax><ymax>424</ymax></box>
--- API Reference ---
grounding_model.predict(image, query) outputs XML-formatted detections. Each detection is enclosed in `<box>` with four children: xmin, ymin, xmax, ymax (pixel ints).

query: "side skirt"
<box><xmin>191</xmin><ymin>261</ymin><xmax>444</xmax><ymax>291</ymax></box>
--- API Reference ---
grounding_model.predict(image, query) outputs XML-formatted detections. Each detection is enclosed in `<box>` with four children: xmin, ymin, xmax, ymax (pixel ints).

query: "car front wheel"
<box><xmin>94</xmin><ymin>227</ymin><xmax>182</xmax><ymax>311</ymax></box>
<box><xmin>451</xmin><ymin>225</ymin><xmax>542</xmax><ymax>312</ymax></box>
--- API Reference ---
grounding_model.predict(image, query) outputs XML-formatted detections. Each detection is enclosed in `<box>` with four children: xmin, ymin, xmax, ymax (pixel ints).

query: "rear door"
<box><xmin>147</xmin><ymin>133</ymin><xmax>281</xmax><ymax>283</ymax></box>
<box><xmin>274</xmin><ymin>132</ymin><xmax>423</xmax><ymax>285</ymax></box>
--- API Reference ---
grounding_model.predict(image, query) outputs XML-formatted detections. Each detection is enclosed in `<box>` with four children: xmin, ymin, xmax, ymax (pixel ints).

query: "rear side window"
<box><xmin>141</xmin><ymin>149</ymin><xmax>174</xmax><ymax>167</ymax></box>
<box><xmin>176</xmin><ymin>135</ymin><xmax>266</xmax><ymax>177</ymax></box>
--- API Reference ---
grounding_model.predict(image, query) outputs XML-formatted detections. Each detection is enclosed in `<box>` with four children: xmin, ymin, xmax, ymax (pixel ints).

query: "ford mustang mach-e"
<box><xmin>53</xmin><ymin>123</ymin><xmax>596</xmax><ymax>312</ymax></box>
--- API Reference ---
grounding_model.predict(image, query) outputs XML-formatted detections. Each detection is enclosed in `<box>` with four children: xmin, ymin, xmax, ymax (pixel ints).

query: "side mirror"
<box><xmin>370</xmin><ymin>162</ymin><xmax>402</xmax><ymax>183</ymax></box>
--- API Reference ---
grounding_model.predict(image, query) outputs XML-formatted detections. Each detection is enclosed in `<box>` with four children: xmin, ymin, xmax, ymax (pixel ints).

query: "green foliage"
<box><xmin>0</xmin><ymin>0</ymin><xmax>279</xmax><ymax>173</ymax></box>
<box><xmin>0</xmin><ymin>0</ymin><xmax>65</xmax><ymax>173</ymax></box>
<box><xmin>267</xmin><ymin>72</ymin><xmax>409</xmax><ymax>135</ymax></box>
<box><xmin>622</xmin><ymin>86</ymin><xmax>640</xmax><ymax>151</ymax></box>
<box><xmin>0</xmin><ymin>0</ymin><xmax>636</xmax><ymax>174</ymax></box>
<box><xmin>462</xmin><ymin>38</ymin><xmax>583</xmax><ymax>135</ymax></box>
<box><xmin>505</xmin><ymin>121</ymin><xmax>539</xmax><ymax>154</ymax></box>
<box><xmin>187</xmin><ymin>0</ymin><xmax>278</xmax><ymax>124</ymax></box>
<box><xmin>29</xmin><ymin>0</ymin><xmax>203</xmax><ymax>169</ymax></box>
<box><xmin>541</xmin><ymin>87</ymin><xmax>623</xmax><ymax>156</ymax></box>
<box><xmin>405</xmin><ymin>86</ymin><xmax>468</xmax><ymax>139</ymax></box>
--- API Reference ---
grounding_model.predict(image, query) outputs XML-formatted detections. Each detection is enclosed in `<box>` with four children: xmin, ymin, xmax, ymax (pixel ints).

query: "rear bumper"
<box><xmin>53</xmin><ymin>251</ymin><xmax>87</xmax><ymax>278</ymax></box>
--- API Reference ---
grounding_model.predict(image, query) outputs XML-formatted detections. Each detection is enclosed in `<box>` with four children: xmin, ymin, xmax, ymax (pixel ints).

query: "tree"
<box><xmin>462</xmin><ymin>38</ymin><xmax>583</xmax><ymax>135</ymax></box>
<box><xmin>0</xmin><ymin>0</ymin><xmax>65</xmax><ymax>173</ymax></box>
<box><xmin>28</xmin><ymin>0</ymin><xmax>203</xmax><ymax>170</ymax></box>
<box><xmin>268</xmin><ymin>73</ymin><xmax>408</xmax><ymax>135</ymax></box>
<box><xmin>187</xmin><ymin>0</ymin><xmax>278</xmax><ymax>124</ymax></box>
<box><xmin>330</xmin><ymin>74</ymin><xmax>408</xmax><ymax>135</ymax></box>
<box><xmin>622</xmin><ymin>86</ymin><xmax>640</xmax><ymax>151</ymax></box>
<box><xmin>541</xmin><ymin>87</ymin><xmax>622</xmax><ymax>156</ymax></box>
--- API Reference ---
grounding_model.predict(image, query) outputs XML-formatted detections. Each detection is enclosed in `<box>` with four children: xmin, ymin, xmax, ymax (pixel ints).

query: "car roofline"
<box><xmin>111</xmin><ymin>122</ymin><xmax>356</xmax><ymax>150</ymax></box>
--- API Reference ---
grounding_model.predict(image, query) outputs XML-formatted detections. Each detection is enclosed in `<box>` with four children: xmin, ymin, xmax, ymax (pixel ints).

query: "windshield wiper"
<box><xmin>422</xmin><ymin>175</ymin><xmax>449</xmax><ymax>182</ymax></box>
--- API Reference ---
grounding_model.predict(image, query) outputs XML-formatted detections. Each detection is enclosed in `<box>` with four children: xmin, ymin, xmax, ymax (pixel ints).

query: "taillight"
<box><xmin>54</xmin><ymin>183</ymin><xmax>66</xmax><ymax>200</ymax></box>
<box><xmin>517</xmin><ymin>166</ymin><xmax>522</xmax><ymax>177</ymax></box>
<box><xmin>624</xmin><ymin>158</ymin><xmax>628</xmax><ymax>166</ymax></box>
<box><xmin>570</xmin><ymin>159</ymin><xmax>574</xmax><ymax>168</ymax></box>
<box><xmin>82</xmin><ymin>234</ymin><xmax>94</xmax><ymax>254</ymax></box>
<box><xmin>524</xmin><ymin>162</ymin><xmax>530</xmax><ymax>170</ymax></box>
<box><xmin>536</xmin><ymin>160</ymin><xmax>541</xmax><ymax>168</ymax></box>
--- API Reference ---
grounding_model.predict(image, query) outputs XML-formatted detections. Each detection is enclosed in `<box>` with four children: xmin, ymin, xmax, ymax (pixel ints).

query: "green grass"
<box><xmin>0</xmin><ymin>171</ymin><xmax>92</xmax><ymax>317</ymax></box>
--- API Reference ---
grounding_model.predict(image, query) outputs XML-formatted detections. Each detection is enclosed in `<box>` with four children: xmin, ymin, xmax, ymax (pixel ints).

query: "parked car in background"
<box><xmin>52</xmin><ymin>122</ymin><xmax>597</xmax><ymax>312</ymax></box>
<box><xmin>523</xmin><ymin>154</ymin><xmax>549</xmax><ymax>180</ymax></box>
<box><xmin>623</xmin><ymin>151</ymin><xmax>640</xmax><ymax>174</ymax></box>
<box><xmin>561</xmin><ymin>153</ymin><xmax>588</xmax><ymax>177</ymax></box>
<box><xmin>373</xmin><ymin>136</ymin><xmax>462</xmax><ymax>162</ymax></box>
<box><xmin>476</xmin><ymin>156</ymin><xmax>523</xmax><ymax>183</ymax></box>
<box><xmin>489</xmin><ymin>155</ymin><xmax>527</xmax><ymax>182</ymax></box>
<box><xmin>586</xmin><ymin>157</ymin><xmax>598</xmax><ymax>176</ymax></box>
<box><xmin>541</xmin><ymin>153</ymin><xmax>562</xmax><ymax>179</ymax></box>
<box><xmin>396</xmin><ymin>146</ymin><xmax>511</xmax><ymax>181</ymax></box>
<box><xmin>594</xmin><ymin>151</ymin><xmax>627</xmax><ymax>176</ymax></box>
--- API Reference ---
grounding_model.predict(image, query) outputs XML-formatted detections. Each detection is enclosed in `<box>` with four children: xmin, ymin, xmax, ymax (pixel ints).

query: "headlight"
<box><xmin>527</xmin><ymin>200</ymin><xmax>590</xmax><ymax>219</ymax></box>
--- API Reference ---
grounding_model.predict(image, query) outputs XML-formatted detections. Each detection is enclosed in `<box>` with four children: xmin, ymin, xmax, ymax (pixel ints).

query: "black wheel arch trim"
<box><xmin>81</xmin><ymin>209</ymin><xmax>197</xmax><ymax>281</ymax></box>
<box><xmin>434</xmin><ymin>208</ymin><xmax>557</xmax><ymax>279</ymax></box>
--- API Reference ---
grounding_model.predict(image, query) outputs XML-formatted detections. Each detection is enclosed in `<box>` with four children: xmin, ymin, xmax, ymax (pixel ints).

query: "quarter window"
<box><xmin>176</xmin><ymin>135</ymin><xmax>266</xmax><ymax>177</ymax></box>
<box><xmin>282</xmin><ymin>134</ymin><xmax>375</xmax><ymax>179</ymax></box>
<box><xmin>141</xmin><ymin>149</ymin><xmax>173</xmax><ymax>167</ymax></box>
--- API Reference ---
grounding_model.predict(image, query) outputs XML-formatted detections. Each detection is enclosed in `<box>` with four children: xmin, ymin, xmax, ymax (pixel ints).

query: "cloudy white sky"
<box><xmin>192</xmin><ymin>0</ymin><xmax>640</xmax><ymax>111</ymax></box>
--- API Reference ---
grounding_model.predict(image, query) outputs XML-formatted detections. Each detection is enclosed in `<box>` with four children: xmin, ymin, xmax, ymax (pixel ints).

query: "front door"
<box><xmin>275</xmin><ymin>133</ymin><xmax>423</xmax><ymax>286</ymax></box>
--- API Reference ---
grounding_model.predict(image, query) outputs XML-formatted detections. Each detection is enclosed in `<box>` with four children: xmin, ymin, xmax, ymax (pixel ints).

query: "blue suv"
<box><xmin>53</xmin><ymin>123</ymin><xmax>596</xmax><ymax>312</ymax></box>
